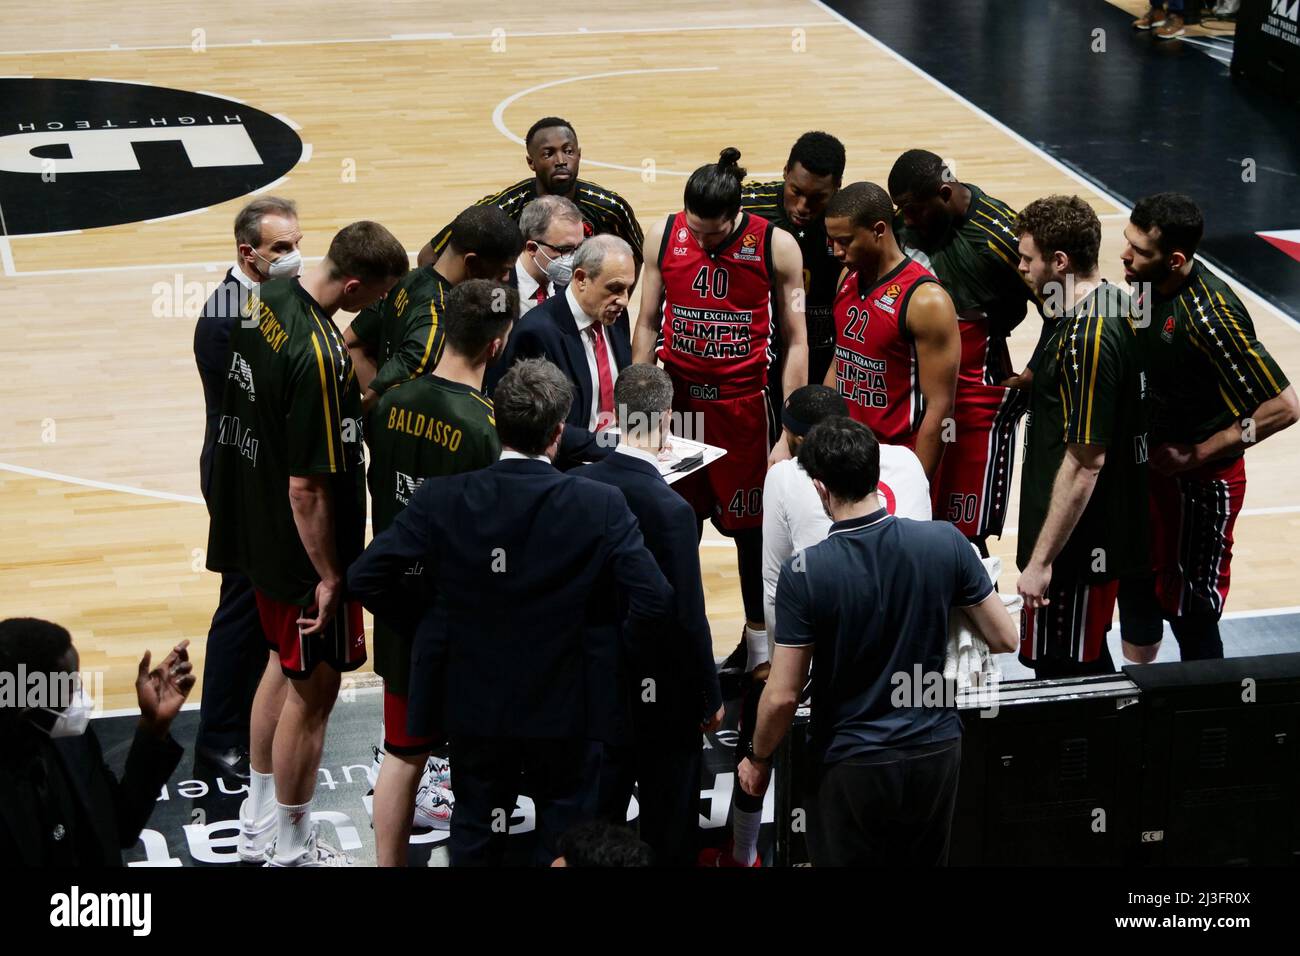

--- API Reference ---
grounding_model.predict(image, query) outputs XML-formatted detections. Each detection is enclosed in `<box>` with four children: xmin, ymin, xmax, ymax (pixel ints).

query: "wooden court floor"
<box><xmin>2</xmin><ymin>1</ymin><xmax>1297</xmax><ymax>709</ymax></box>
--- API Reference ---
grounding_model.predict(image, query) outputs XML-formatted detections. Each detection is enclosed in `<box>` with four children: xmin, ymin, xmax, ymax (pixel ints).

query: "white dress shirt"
<box><xmin>231</xmin><ymin>261</ymin><xmax>259</xmax><ymax>292</ymax></box>
<box><xmin>565</xmin><ymin>285</ymin><xmax>619</xmax><ymax>430</ymax></box>
<box><xmin>515</xmin><ymin>256</ymin><xmax>550</xmax><ymax>314</ymax></box>
<box><xmin>761</xmin><ymin>443</ymin><xmax>932</xmax><ymax>641</ymax></box>
<box><xmin>499</xmin><ymin>449</ymin><xmax>552</xmax><ymax>463</ymax></box>
<box><xmin>613</xmin><ymin>442</ymin><xmax>663</xmax><ymax>472</ymax></box>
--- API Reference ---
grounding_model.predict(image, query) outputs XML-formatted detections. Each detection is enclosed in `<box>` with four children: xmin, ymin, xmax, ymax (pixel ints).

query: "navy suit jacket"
<box><xmin>486</xmin><ymin>292</ymin><xmax>631</xmax><ymax>468</ymax></box>
<box><xmin>346</xmin><ymin>457</ymin><xmax>674</xmax><ymax>743</ymax></box>
<box><xmin>574</xmin><ymin>450</ymin><xmax>723</xmax><ymax>739</ymax></box>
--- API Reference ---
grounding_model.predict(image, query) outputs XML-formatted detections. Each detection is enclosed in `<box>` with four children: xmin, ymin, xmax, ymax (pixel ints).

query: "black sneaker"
<box><xmin>717</xmin><ymin>635</ymin><xmax>748</xmax><ymax>675</ymax></box>
<box><xmin>196</xmin><ymin>745</ymin><xmax>251</xmax><ymax>782</ymax></box>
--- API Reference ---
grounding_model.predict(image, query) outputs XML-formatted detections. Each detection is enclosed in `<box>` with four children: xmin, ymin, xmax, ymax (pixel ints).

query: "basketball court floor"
<box><xmin>2</xmin><ymin>0</ymin><xmax>1298</xmax><ymax>719</ymax></box>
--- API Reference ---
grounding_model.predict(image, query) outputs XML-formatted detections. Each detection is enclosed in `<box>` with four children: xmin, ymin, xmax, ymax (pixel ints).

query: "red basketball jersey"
<box><xmin>656</xmin><ymin>211</ymin><xmax>776</xmax><ymax>398</ymax></box>
<box><xmin>831</xmin><ymin>256</ymin><xmax>938</xmax><ymax>446</ymax></box>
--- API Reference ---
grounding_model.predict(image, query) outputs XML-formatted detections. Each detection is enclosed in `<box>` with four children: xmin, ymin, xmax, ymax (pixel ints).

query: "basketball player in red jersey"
<box><xmin>634</xmin><ymin>147</ymin><xmax>808</xmax><ymax>676</ymax></box>
<box><xmin>822</xmin><ymin>182</ymin><xmax>960</xmax><ymax>480</ymax></box>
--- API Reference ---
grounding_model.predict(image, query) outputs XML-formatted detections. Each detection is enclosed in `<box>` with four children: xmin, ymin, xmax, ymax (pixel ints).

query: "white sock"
<box><xmin>744</xmin><ymin>625</ymin><xmax>769</xmax><ymax>672</ymax></box>
<box><xmin>246</xmin><ymin>768</ymin><xmax>275</xmax><ymax>822</ymax></box>
<box><xmin>732</xmin><ymin>807</ymin><xmax>762</xmax><ymax>865</ymax></box>
<box><xmin>275</xmin><ymin>801</ymin><xmax>313</xmax><ymax>860</ymax></box>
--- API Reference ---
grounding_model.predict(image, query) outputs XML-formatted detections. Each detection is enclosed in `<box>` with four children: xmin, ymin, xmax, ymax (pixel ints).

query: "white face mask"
<box><xmin>533</xmin><ymin>245</ymin><xmax>574</xmax><ymax>286</ymax></box>
<box><xmin>255</xmin><ymin>247</ymin><xmax>302</xmax><ymax>279</ymax></box>
<box><xmin>32</xmin><ymin>683</ymin><xmax>93</xmax><ymax>738</ymax></box>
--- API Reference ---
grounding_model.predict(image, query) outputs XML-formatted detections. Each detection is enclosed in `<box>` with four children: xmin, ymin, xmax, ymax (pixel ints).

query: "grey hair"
<box><xmin>518</xmin><ymin>195</ymin><xmax>582</xmax><ymax>242</ymax></box>
<box><xmin>614</xmin><ymin>364</ymin><xmax>674</xmax><ymax>437</ymax></box>
<box><xmin>233</xmin><ymin>196</ymin><xmax>298</xmax><ymax>248</ymax></box>
<box><xmin>572</xmin><ymin>233</ymin><xmax>634</xmax><ymax>278</ymax></box>
<box><xmin>493</xmin><ymin>358</ymin><xmax>575</xmax><ymax>455</ymax></box>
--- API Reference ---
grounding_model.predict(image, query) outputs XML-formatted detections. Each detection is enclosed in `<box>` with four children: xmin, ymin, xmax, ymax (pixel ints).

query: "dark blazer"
<box><xmin>486</xmin><ymin>291</ymin><xmax>631</xmax><ymax>468</ymax></box>
<box><xmin>194</xmin><ymin>268</ymin><xmax>252</xmax><ymax>501</ymax></box>
<box><xmin>575</xmin><ymin>451</ymin><xmax>723</xmax><ymax>739</ymax></box>
<box><xmin>347</xmin><ymin>457</ymin><xmax>674</xmax><ymax>743</ymax></box>
<box><xmin>0</xmin><ymin>725</ymin><xmax>182</xmax><ymax>866</ymax></box>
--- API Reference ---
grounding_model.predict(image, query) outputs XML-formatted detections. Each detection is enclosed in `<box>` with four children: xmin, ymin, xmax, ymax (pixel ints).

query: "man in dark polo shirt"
<box><xmin>192</xmin><ymin>196</ymin><xmax>302</xmax><ymax>779</ymax></box>
<box><xmin>738</xmin><ymin>417</ymin><xmax>1018</xmax><ymax>866</ymax></box>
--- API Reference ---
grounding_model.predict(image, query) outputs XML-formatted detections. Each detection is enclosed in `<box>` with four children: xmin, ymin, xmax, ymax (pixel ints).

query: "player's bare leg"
<box><xmin>269</xmin><ymin>663</ymin><xmax>341</xmax><ymax>862</ymax></box>
<box><xmin>373</xmin><ymin>752</ymin><xmax>424</xmax><ymax>866</ymax></box>
<box><xmin>238</xmin><ymin>651</ymin><xmax>287</xmax><ymax>862</ymax></box>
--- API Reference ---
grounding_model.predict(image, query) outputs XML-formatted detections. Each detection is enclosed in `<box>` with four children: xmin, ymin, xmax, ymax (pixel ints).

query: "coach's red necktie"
<box><xmin>587</xmin><ymin>323</ymin><xmax>615</xmax><ymax>430</ymax></box>
<box><xmin>534</xmin><ymin>284</ymin><xmax>548</xmax><ymax>304</ymax></box>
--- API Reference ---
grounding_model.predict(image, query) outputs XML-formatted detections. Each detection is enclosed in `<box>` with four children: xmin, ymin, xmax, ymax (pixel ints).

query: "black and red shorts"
<box><xmin>254</xmin><ymin>589</ymin><xmax>366</xmax><ymax>679</ymax></box>
<box><xmin>1019</xmin><ymin>576</ymin><xmax>1119</xmax><ymax>667</ymax></box>
<box><xmin>1149</xmin><ymin>456</ymin><xmax>1246</xmax><ymax>620</ymax></box>
<box><xmin>383</xmin><ymin>681</ymin><xmax>437</xmax><ymax>756</ymax></box>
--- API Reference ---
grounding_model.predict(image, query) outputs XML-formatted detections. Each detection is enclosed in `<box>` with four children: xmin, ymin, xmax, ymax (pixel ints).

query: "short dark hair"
<box><xmin>787</xmin><ymin>131</ymin><xmax>846</xmax><ymax>183</ymax></box>
<box><xmin>614</xmin><ymin>363</ymin><xmax>673</xmax><ymax>436</ymax></box>
<box><xmin>684</xmin><ymin>147</ymin><xmax>747</xmax><ymax>220</ymax></box>
<box><xmin>887</xmin><ymin>148</ymin><xmax>950</xmax><ymax>201</ymax></box>
<box><xmin>325</xmin><ymin>221</ymin><xmax>409</xmax><ymax>285</ymax></box>
<box><xmin>0</xmin><ymin>618</ymin><xmax>74</xmax><ymax>733</ymax></box>
<box><xmin>442</xmin><ymin>280</ymin><xmax>518</xmax><ymax>359</ymax></box>
<box><xmin>1130</xmin><ymin>192</ymin><xmax>1204</xmax><ymax>259</ymax></box>
<box><xmin>525</xmin><ymin>116</ymin><xmax>575</xmax><ymax>149</ymax></box>
<box><xmin>825</xmin><ymin>181</ymin><xmax>894</xmax><ymax>230</ymax></box>
<box><xmin>233</xmin><ymin>196</ymin><xmax>297</xmax><ymax>248</ymax></box>
<box><xmin>493</xmin><ymin>358</ymin><xmax>574</xmax><ymax>455</ymax></box>
<box><xmin>797</xmin><ymin>417</ymin><xmax>880</xmax><ymax>502</ymax></box>
<box><xmin>1015</xmin><ymin>195</ymin><xmax>1101</xmax><ymax>273</ymax></box>
<box><xmin>556</xmin><ymin>821</ymin><xmax>653</xmax><ymax>867</ymax></box>
<box><xmin>448</xmin><ymin>205</ymin><xmax>524</xmax><ymax>263</ymax></box>
<box><xmin>784</xmin><ymin>384</ymin><xmax>848</xmax><ymax>436</ymax></box>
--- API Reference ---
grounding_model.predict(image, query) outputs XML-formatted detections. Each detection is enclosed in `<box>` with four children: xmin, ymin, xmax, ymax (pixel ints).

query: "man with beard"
<box><xmin>889</xmin><ymin>149</ymin><xmax>1036</xmax><ymax>550</ymax></box>
<box><xmin>741</xmin><ymin>131</ymin><xmax>847</xmax><ymax>388</ymax></box>
<box><xmin>1119</xmin><ymin>193</ymin><xmax>1297</xmax><ymax>663</ymax></box>
<box><xmin>346</xmin><ymin>205</ymin><xmax>521</xmax><ymax>413</ymax></box>
<box><xmin>417</xmin><ymin>117</ymin><xmax>643</xmax><ymax>275</ymax></box>
<box><xmin>1011</xmin><ymin>196</ymin><xmax>1148</xmax><ymax>678</ymax></box>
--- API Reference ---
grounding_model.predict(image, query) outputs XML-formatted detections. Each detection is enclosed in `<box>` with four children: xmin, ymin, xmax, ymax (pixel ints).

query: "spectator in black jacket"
<box><xmin>0</xmin><ymin>618</ymin><xmax>194</xmax><ymax>866</ymax></box>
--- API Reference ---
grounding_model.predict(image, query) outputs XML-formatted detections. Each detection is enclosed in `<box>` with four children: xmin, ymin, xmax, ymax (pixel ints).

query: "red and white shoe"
<box><xmin>698</xmin><ymin>843</ymin><xmax>762</xmax><ymax>868</ymax></box>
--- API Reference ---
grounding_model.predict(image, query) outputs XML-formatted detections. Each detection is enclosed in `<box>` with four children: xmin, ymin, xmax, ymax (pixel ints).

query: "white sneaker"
<box><xmin>422</xmin><ymin>755</ymin><xmax>451</xmax><ymax>792</ymax></box>
<box><xmin>264</xmin><ymin>825</ymin><xmax>353</xmax><ymax>867</ymax></box>
<box><xmin>413</xmin><ymin>782</ymin><xmax>454</xmax><ymax>830</ymax></box>
<box><xmin>238</xmin><ymin>798</ymin><xmax>276</xmax><ymax>864</ymax></box>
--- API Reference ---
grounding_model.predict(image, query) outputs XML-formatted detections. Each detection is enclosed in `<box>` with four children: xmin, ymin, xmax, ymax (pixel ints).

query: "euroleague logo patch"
<box><xmin>733</xmin><ymin>231</ymin><xmax>761</xmax><ymax>262</ymax></box>
<box><xmin>0</xmin><ymin>78</ymin><xmax>303</xmax><ymax>235</ymax></box>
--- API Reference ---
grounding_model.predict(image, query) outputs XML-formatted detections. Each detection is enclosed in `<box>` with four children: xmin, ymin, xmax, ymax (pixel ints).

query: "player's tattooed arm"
<box><xmin>771</xmin><ymin>228</ymin><xmax>809</xmax><ymax>399</ymax></box>
<box><xmin>632</xmin><ymin>218</ymin><xmax>667</xmax><ymax>365</ymax></box>
<box><xmin>906</xmin><ymin>282</ymin><xmax>961</xmax><ymax>479</ymax></box>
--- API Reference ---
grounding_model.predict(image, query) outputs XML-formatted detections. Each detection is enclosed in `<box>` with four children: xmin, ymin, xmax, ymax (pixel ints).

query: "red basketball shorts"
<box><xmin>669</xmin><ymin>384</ymin><xmax>774</xmax><ymax>533</ymax></box>
<box><xmin>933</xmin><ymin>382</ymin><xmax>1027</xmax><ymax>538</ymax></box>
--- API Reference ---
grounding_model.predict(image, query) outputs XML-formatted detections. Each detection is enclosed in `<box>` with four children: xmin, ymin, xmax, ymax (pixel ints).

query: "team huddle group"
<box><xmin>194</xmin><ymin>118</ymin><xmax>1295</xmax><ymax>867</ymax></box>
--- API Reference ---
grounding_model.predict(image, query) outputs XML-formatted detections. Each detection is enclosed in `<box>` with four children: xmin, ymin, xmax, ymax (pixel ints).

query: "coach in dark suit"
<box><xmin>190</xmin><ymin>197</ymin><xmax>301</xmax><ymax>779</ymax></box>
<box><xmin>574</xmin><ymin>364</ymin><xmax>724</xmax><ymax>866</ymax></box>
<box><xmin>348</xmin><ymin>358</ymin><xmax>674</xmax><ymax>866</ymax></box>
<box><xmin>0</xmin><ymin>618</ymin><xmax>193</xmax><ymax>866</ymax></box>
<box><xmin>486</xmin><ymin>234</ymin><xmax>636</xmax><ymax>468</ymax></box>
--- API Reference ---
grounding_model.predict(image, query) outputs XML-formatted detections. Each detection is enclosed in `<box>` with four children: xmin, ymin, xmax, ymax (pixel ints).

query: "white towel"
<box><xmin>944</xmin><ymin>552</ymin><xmax>1022</xmax><ymax>690</ymax></box>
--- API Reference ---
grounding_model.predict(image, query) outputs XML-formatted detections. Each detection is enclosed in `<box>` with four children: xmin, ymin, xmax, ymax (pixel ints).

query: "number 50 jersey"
<box><xmin>831</xmin><ymin>257</ymin><xmax>939</xmax><ymax>447</ymax></box>
<box><xmin>655</xmin><ymin>210</ymin><xmax>776</xmax><ymax>398</ymax></box>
